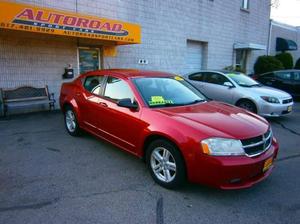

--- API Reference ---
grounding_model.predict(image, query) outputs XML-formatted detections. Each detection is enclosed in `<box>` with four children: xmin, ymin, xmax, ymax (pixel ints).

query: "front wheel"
<box><xmin>146</xmin><ymin>139</ymin><xmax>186</xmax><ymax>189</ymax></box>
<box><xmin>237</xmin><ymin>100</ymin><xmax>257</xmax><ymax>113</ymax></box>
<box><xmin>64</xmin><ymin>106</ymin><xmax>81</xmax><ymax>136</ymax></box>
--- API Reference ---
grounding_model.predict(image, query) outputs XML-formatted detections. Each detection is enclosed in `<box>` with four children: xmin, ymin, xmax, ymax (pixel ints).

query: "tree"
<box><xmin>254</xmin><ymin>56</ymin><xmax>284</xmax><ymax>74</ymax></box>
<box><xmin>270</xmin><ymin>0</ymin><xmax>280</xmax><ymax>8</ymax></box>
<box><xmin>275</xmin><ymin>52</ymin><xmax>294</xmax><ymax>69</ymax></box>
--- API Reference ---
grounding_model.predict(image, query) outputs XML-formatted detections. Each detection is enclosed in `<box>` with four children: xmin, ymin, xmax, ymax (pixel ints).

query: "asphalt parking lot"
<box><xmin>1</xmin><ymin>103</ymin><xmax>300</xmax><ymax>224</ymax></box>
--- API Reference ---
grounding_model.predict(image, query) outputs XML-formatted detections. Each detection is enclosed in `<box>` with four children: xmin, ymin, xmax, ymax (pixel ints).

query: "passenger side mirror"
<box><xmin>224</xmin><ymin>82</ymin><xmax>234</xmax><ymax>88</ymax></box>
<box><xmin>117</xmin><ymin>98</ymin><xmax>138</xmax><ymax>110</ymax></box>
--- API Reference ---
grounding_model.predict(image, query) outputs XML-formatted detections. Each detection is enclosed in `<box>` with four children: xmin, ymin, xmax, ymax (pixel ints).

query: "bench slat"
<box><xmin>5</xmin><ymin>96</ymin><xmax>49</xmax><ymax>103</ymax></box>
<box><xmin>1</xmin><ymin>85</ymin><xmax>55</xmax><ymax>116</ymax></box>
<box><xmin>4</xmin><ymin>86</ymin><xmax>48</xmax><ymax>100</ymax></box>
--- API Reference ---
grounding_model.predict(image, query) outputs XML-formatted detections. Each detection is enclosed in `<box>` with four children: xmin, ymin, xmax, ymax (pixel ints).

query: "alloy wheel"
<box><xmin>150</xmin><ymin>147</ymin><xmax>177</xmax><ymax>183</ymax></box>
<box><xmin>65</xmin><ymin>110</ymin><xmax>76</xmax><ymax>133</ymax></box>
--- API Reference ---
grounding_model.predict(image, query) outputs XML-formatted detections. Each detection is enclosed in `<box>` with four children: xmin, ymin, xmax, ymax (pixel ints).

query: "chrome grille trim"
<box><xmin>242</xmin><ymin>129</ymin><xmax>272</xmax><ymax>157</ymax></box>
<box><xmin>282</xmin><ymin>98</ymin><xmax>293</xmax><ymax>104</ymax></box>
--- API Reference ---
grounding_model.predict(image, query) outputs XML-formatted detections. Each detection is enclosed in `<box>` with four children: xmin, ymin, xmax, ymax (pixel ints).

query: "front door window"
<box><xmin>79</xmin><ymin>49</ymin><xmax>100</xmax><ymax>74</ymax></box>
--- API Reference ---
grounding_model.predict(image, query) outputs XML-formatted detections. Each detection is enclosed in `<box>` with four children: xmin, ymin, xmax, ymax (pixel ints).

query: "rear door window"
<box><xmin>275</xmin><ymin>72</ymin><xmax>292</xmax><ymax>80</ymax></box>
<box><xmin>189</xmin><ymin>73</ymin><xmax>205</xmax><ymax>82</ymax></box>
<box><xmin>83</xmin><ymin>76</ymin><xmax>105</xmax><ymax>95</ymax></box>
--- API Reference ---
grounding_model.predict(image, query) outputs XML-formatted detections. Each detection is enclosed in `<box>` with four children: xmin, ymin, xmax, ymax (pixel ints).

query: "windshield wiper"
<box><xmin>185</xmin><ymin>99</ymin><xmax>206</xmax><ymax>105</ymax></box>
<box><xmin>249</xmin><ymin>83</ymin><xmax>262</xmax><ymax>87</ymax></box>
<box><xmin>164</xmin><ymin>99</ymin><xmax>205</xmax><ymax>107</ymax></box>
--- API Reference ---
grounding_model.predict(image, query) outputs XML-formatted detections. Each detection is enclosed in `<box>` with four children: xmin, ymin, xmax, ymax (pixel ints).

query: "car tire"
<box><xmin>237</xmin><ymin>99</ymin><xmax>257</xmax><ymax>113</ymax></box>
<box><xmin>146</xmin><ymin>139</ymin><xmax>186</xmax><ymax>189</ymax></box>
<box><xmin>64</xmin><ymin>106</ymin><xmax>81</xmax><ymax>136</ymax></box>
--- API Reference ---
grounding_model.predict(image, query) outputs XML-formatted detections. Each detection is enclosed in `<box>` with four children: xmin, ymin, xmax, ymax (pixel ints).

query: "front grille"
<box><xmin>241</xmin><ymin>129</ymin><xmax>272</xmax><ymax>157</ymax></box>
<box><xmin>282</xmin><ymin>98</ymin><xmax>293</xmax><ymax>104</ymax></box>
<box><xmin>282</xmin><ymin>110</ymin><xmax>290</xmax><ymax>115</ymax></box>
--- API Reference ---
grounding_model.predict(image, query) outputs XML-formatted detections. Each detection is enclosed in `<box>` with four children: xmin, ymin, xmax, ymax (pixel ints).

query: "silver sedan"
<box><xmin>183</xmin><ymin>70</ymin><xmax>293</xmax><ymax>117</ymax></box>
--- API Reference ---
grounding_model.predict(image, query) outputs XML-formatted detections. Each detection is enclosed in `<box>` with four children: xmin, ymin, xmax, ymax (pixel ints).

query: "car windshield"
<box><xmin>226</xmin><ymin>72</ymin><xmax>261</xmax><ymax>87</ymax></box>
<box><xmin>133</xmin><ymin>76</ymin><xmax>206</xmax><ymax>108</ymax></box>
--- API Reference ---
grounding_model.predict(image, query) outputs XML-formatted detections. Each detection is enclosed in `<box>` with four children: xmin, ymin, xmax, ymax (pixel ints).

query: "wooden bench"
<box><xmin>0</xmin><ymin>86</ymin><xmax>55</xmax><ymax>116</ymax></box>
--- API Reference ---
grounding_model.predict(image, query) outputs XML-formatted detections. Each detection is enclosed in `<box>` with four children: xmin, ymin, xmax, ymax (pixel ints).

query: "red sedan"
<box><xmin>59</xmin><ymin>69</ymin><xmax>279</xmax><ymax>189</ymax></box>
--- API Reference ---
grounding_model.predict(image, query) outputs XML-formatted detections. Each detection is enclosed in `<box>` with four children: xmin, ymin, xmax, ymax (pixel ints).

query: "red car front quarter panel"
<box><xmin>188</xmin><ymin>138</ymin><xmax>279</xmax><ymax>189</ymax></box>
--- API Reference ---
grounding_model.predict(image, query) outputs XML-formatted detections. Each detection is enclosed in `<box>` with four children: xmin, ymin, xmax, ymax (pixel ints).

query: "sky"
<box><xmin>271</xmin><ymin>0</ymin><xmax>300</xmax><ymax>26</ymax></box>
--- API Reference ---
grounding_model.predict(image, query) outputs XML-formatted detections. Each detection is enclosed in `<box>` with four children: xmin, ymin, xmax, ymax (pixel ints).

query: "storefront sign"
<box><xmin>0</xmin><ymin>1</ymin><xmax>141</xmax><ymax>44</ymax></box>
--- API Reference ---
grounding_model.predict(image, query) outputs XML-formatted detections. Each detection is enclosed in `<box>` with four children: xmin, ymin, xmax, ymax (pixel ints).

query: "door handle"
<box><xmin>76</xmin><ymin>92</ymin><xmax>81</xmax><ymax>96</ymax></box>
<box><xmin>99</xmin><ymin>102</ymin><xmax>108</xmax><ymax>107</ymax></box>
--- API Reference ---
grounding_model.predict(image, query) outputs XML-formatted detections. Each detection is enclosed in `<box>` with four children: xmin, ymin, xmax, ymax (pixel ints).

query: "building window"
<box><xmin>78</xmin><ymin>48</ymin><xmax>101</xmax><ymax>74</ymax></box>
<box><xmin>241</xmin><ymin>0</ymin><xmax>249</xmax><ymax>10</ymax></box>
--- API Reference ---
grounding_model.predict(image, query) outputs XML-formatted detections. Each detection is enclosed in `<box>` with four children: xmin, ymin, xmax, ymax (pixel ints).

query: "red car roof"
<box><xmin>83</xmin><ymin>69</ymin><xmax>175</xmax><ymax>79</ymax></box>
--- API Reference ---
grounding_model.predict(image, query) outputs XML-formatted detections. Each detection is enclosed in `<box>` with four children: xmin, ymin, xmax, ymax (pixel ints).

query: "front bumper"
<box><xmin>188</xmin><ymin>141</ymin><xmax>279</xmax><ymax>189</ymax></box>
<box><xmin>258</xmin><ymin>101</ymin><xmax>293</xmax><ymax>117</ymax></box>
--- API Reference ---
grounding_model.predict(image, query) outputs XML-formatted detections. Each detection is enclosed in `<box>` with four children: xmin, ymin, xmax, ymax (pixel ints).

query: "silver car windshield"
<box><xmin>227</xmin><ymin>73</ymin><xmax>261</xmax><ymax>87</ymax></box>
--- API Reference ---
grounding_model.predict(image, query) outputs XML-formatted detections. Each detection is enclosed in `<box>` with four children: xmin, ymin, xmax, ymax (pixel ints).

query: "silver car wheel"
<box><xmin>238</xmin><ymin>101</ymin><xmax>256</xmax><ymax>112</ymax></box>
<box><xmin>150</xmin><ymin>147</ymin><xmax>177</xmax><ymax>183</ymax></box>
<box><xmin>65</xmin><ymin>110</ymin><xmax>76</xmax><ymax>133</ymax></box>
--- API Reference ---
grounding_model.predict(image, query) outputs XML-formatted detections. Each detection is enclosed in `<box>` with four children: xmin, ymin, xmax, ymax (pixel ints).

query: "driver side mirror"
<box><xmin>117</xmin><ymin>98</ymin><xmax>138</xmax><ymax>110</ymax></box>
<box><xmin>224</xmin><ymin>82</ymin><xmax>234</xmax><ymax>88</ymax></box>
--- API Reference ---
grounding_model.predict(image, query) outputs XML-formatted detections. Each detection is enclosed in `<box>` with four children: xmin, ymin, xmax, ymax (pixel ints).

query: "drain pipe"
<box><xmin>267</xmin><ymin>19</ymin><xmax>273</xmax><ymax>55</ymax></box>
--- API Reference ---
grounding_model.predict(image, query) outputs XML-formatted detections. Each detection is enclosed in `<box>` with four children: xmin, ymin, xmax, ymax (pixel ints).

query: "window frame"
<box><xmin>82</xmin><ymin>75</ymin><xmax>106</xmax><ymax>96</ymax></box>
<box><xmin>77</xmin><ymin>47</ymin><xmax>102</xmax><ymax>75</ymax></box>
<box><xmin>241</xmin><ymin>0</ymin><xmax>249</xmax><ymax>10</ymax></box>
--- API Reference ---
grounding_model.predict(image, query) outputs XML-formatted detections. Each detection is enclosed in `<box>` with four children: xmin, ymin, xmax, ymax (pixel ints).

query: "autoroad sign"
<box><xmin>0</xmin><ymin>1</ymin><xmax>141</xmax><ymax>44</ymax></box>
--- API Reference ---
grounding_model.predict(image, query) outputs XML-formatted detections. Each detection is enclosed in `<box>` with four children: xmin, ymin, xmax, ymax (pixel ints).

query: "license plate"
<box><xmin>287</xmin><ymin>106</ymin><xmax>292</xmax><ymax>112</ymax></box>
<box><xmin>263</xmin><ymin>157</ymin><xmax>273</xmax><ymax>172</ymax></box>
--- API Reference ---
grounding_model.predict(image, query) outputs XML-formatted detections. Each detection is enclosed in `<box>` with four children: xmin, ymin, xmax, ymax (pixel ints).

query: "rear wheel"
<box><xmin>146</xmin><ymin>139</ymin><xmax>186</xmax><ymax>189</ymax></box>
<box><xmin>64</xmin><ymin>106</ymin><xmax>81</xmax><ymax>136</ymax></box>
<box><xmin>237</xmin><ymin>99</ymin><xmax>257</xmax><ymax>113</ymax></box>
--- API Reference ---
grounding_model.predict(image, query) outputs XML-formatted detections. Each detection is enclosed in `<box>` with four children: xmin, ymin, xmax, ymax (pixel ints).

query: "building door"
<box><xmin>185</xmin><ymin>40</ymin><xmax>204</xmax><ymax>73</ymax></box>
<box><xmin>78</xmin><ymin>48</ymin><xmax>101</xmax><ymax>74</ymax></box>
<box><xmin>235</xmin><ymin>49</ymin><xmax>248</xmax><ymax>73</ymax></box>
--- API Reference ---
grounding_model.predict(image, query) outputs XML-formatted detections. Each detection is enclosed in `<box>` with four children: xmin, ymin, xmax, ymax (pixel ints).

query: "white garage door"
<box><xmin>185</xmin><ymin>40</ymin><xmax>203</xmax><ymax>73</ymax></box>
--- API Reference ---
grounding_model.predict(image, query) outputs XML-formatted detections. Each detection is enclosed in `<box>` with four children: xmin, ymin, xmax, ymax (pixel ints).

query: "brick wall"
<box><xmin>0</xmin><ymin>0</ymin><xmax>271</xmax><ymax>110</ymax></box>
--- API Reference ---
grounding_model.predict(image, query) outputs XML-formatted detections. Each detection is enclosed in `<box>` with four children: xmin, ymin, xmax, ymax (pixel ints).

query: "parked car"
<box><xmin>183</xmin><ymin>70</ymin><xmax>293</xmax><ymax>117</ymax></box>
<box><xmin>255</xmin><ymin>70</ymin><xmax>300</xmax><ymax>98</ymax></box>
<box><xmin>60</xmin><ymin>69</ymin><xmax>279</xmax><ymax>189</ymax></box>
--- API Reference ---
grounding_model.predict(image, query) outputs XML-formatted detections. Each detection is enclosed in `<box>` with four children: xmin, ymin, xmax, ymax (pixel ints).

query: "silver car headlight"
<box><xmin>261</xmin><ymin>96</ymin><xmax>280</xmax><ymax>104</ymax></box>
<box><xmin>201</xmin><ymin>138</ymin><xmax>245</xmax><ymax>156</ymax></box>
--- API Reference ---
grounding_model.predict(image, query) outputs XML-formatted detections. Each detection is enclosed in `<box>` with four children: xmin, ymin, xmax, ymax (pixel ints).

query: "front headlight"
<box><xmin>201</xmin><ymin>138</ymin><xmax>245</xmax><ymax>156</ymax></box>
<box><xmin>261</xmin><ymin>96</ymin><xmax>280</xmax><ymax>104</ymax></box>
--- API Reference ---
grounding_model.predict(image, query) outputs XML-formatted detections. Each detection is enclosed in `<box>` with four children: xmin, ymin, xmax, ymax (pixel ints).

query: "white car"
<box><xmin>184</xmin><ymin>70</ymin><xmax>293</xmax><ymax>117</ymax></box>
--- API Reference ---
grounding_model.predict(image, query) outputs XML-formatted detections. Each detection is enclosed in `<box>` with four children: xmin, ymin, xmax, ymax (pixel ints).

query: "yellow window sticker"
<box><xmin>227</xmin><ymin>73</ymin><xmax>236</xmax><ymax>77</ymax></box>
<box><xmin>148</xmin><ymin>96</ymin><xmax>174</xmax><ymax>106</ymax></box>
<box><xmin>174</xmin><ymin>75</ymin><xmax>184</xmax><ymax>81</ymax></box>
<box><xmin>151</xmin><ymin>96</ymin><xmax>165</xmax><ymax>102</ymax></box>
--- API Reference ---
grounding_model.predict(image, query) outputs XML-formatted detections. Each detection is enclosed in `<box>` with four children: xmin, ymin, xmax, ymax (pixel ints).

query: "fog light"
<box><xmin>229</xmin><ymin>178</ymin><xmax>241</xmax><ymax>184</ymax></box>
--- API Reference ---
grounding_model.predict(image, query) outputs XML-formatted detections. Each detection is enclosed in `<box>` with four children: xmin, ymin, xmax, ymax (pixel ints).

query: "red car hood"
<box><xmin>156</xmin><ymin>101</ymin><xmax>269</xmax><ymax>140</ymax></box>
